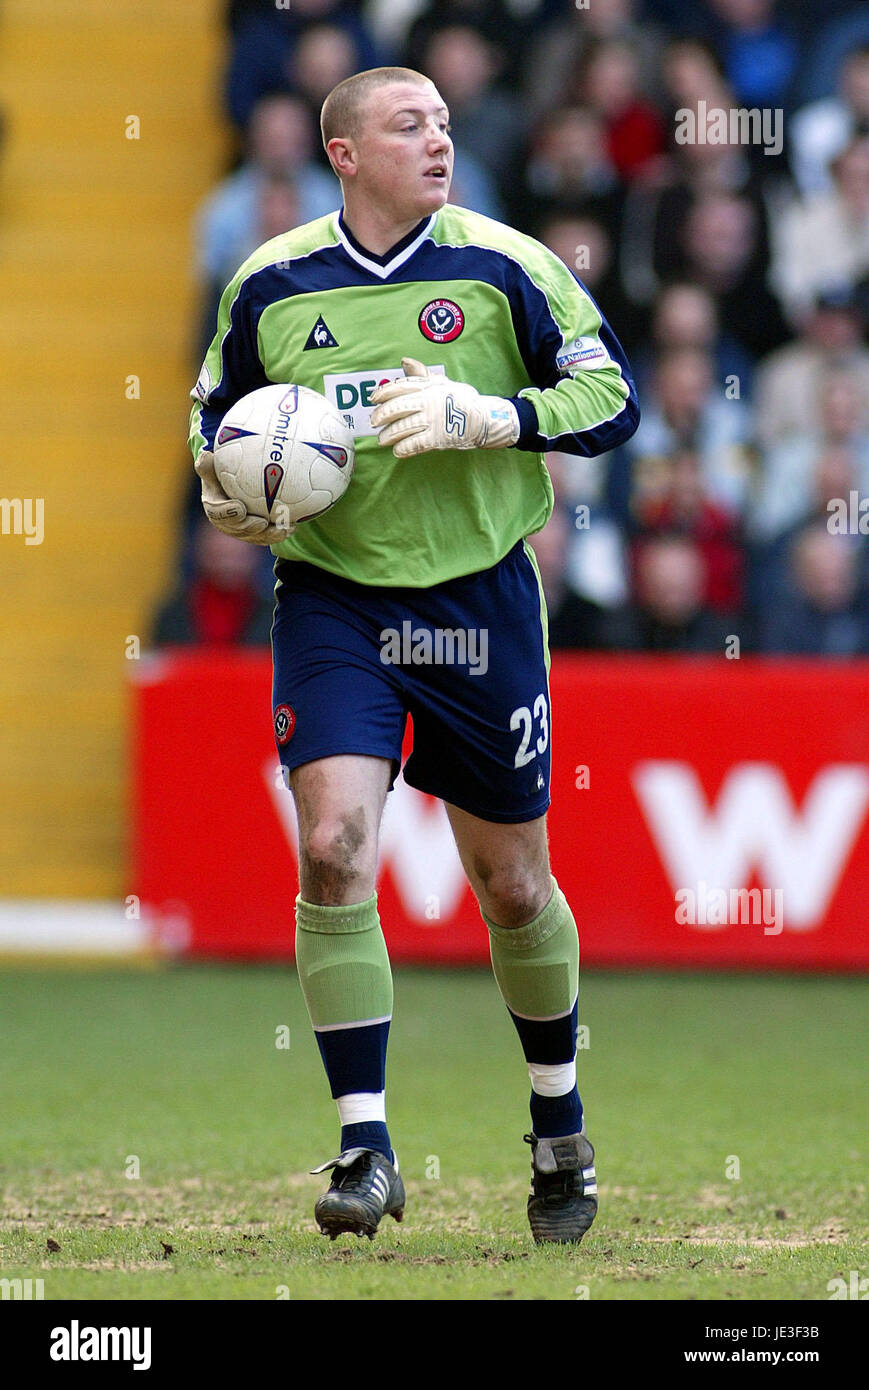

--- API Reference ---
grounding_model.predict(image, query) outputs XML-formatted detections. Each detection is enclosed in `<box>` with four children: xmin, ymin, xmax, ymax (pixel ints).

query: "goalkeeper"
<box><xmin>189</xmin><ymin>66</ymin><xmax>640</xmax><ymax>1244</ymax></box>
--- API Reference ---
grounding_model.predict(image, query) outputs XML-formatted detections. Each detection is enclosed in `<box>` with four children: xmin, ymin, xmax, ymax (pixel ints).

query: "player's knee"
<box><xmin>480</xmin><ymin>866</ymin><xmax>551</xmax><ymax>929</ymax></box>
<box><xmin>300</xmin><ymin>810</ymin><xmax>374</xmax><ymax>901</ymax></box>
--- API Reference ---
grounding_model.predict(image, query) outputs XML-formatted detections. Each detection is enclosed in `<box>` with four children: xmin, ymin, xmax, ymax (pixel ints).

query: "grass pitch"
<box><xmin>0</xmin><ymin>965</ymin><xmax>866</xmax><ymax>1300</ymax></box>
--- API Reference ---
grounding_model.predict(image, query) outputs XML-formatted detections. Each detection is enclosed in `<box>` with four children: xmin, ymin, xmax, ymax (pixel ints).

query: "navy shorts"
<box><xmin>270</xmin><ymin>540</ymin><xmax>551</xmax><ymax>824</ymax></box>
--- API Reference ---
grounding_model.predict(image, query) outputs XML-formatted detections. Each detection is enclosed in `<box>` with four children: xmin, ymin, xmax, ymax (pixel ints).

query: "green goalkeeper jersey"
<box><xmin>189</xmin><ymin>204</ymin><xmax>639</xmax><ymax>587</ymax></box>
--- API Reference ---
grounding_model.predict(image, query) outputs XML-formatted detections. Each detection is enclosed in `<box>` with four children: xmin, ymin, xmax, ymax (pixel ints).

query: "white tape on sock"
<box><xmin>336</xmin><ymin>1091</ymin><xmax>386</xmax><ymax>1125</ymax></box>
<box><xmin>528</xmin><ymin>1061</ymin><xmax>576</xmax><ymax>1097</ymax></box>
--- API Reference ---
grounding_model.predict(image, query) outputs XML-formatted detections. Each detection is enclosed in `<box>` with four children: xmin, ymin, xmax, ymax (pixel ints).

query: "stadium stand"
<box><xmin>0</xmin><ymin>0</ymin><xmax>227</xmax><ymax>896</ymax></box>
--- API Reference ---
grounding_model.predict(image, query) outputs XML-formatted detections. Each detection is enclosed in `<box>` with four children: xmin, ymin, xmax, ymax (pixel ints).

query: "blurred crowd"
<box><xmin>160</xmin><ymin>0</ymin><xmax>869</xmax><ymax>656</ymax></box>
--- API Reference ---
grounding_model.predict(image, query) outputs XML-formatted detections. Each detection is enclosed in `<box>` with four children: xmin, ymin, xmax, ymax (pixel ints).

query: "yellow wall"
<box><xmin>0</xmin><ymin>0</ymin><xmax>228</xmax><ymax>894</ymax></box>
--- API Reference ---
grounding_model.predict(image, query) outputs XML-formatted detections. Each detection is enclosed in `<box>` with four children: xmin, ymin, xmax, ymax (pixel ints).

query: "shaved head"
<box><xmin>321</xmin><ymin>66</ymin><xmax>434</xmax><ymax>150</ymax></box>
<box><xmin>321</xmin><ymin>67</ymin><xmax>453</xmax><ymax>247</ymax></box>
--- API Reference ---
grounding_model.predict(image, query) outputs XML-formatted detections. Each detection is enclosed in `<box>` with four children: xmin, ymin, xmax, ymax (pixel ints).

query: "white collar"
<box><xmin>333</xmin><ymin>211</ymin><xmax>435</xmax><ymax>280</ymax></box>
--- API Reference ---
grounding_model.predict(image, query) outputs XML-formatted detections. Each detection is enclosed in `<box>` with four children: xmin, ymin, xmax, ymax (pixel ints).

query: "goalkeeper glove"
<box><xmin>370</xmin><ymin>357</ymin><xmax>520</xmax><ymax>458</ymax></box>
<box><xmin>194</xmin><ymin>450</ymin><xmax>294</xmax><ymax>546</ymax></box>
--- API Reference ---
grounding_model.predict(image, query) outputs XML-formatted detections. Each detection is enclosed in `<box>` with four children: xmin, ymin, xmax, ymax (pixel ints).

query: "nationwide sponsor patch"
<box><xmin>323</xmin><ymin>365</ymin><xmax>446</xmax><ymax>435</ymax></box>
<box><xmin>419</xmin><ymin>299</ymin><xmax>464</xmax><ymax>343</ymax></box>
<box><xmin>274</xmin><ymin>704</ymin><xmax>296</xmax><ymax>745</ymax></box>
<box><xmin>192</xmin><ymin>362</ymin><xmax>212</xmax><ymax>402</ymax></box>
<box><xmin>556</xmin><ymin>336</ymin><xmax>611</xmax><ymax>372</ymax></box>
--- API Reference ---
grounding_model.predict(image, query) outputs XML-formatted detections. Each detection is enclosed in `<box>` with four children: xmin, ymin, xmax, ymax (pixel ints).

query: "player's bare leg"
<box><xmin>445</xmin><ymin>803</ymin><xmax>598</xmax><ymax>1243</ymax></box>
<box><xmin>289</xmin><ymin>754</ymin><xmax>405</xmax><ymax>1239</ymax></box>
<box><xmin>290</xmin><ymin>753</ymin><xmax>391</xmax><ymax>905</ymax></box>
<box><xmin>443</xmin><ymin>803</ymin><xmax>552</xmax><ymax>927</ymax></box>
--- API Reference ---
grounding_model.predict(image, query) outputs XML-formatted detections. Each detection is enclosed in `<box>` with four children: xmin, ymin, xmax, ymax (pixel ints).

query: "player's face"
<box><xmin>353</xmin><ymin>82</ymin><xmax>454</xmax><ymax>224</ymax></box>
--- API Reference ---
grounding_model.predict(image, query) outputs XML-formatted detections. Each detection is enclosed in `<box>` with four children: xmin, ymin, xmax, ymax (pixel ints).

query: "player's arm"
<box><xmin>504</xmin><ymin>254</ymin><xmax>640</xmax><ymax>458</ymax></box>
<box><xmin>188</xmin><ymin>271</ymin><xmax>290</xmax><ymax>544</ymax></box>
<box><xmin>370</xmin><ymin>250</ymin><xmax>639</xmax><ymax>460</ymax></box>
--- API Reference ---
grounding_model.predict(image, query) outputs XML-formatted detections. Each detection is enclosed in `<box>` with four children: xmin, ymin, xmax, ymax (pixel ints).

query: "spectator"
<box><xmin>619</xmin><ymin>95</ymin><xmax>784</xmax><ymax>331</ymax></box>
<box><xmin>568</xmin><ymin>38</ymin><xmax>667</xmax><ymax>181</ymax></box>
<box><xmin>194</xmin><ymin>95</ymin><xmax>339</xmax><ymax>355</ymax></box>
<box><xmin>196</xmin><ymin>175</ymin><xmax>304</xmax><ymax>355</ymax></box>
<box><xmin>773</xmin><ymin>135</ymin><xmax>869</xmax><ymax>323</ymax></box>
<box><xmin>602</xmin><ymin>533</ymin><xmax>738</xmax><ymax>652</ymax></box>
<box><xmin>153</xmin><ymin>519</ymin><xmax>275</xmax><ymax>647</ymax></box>
<box><xmin>420</xmin><ymin>25</ymin><xmax>527</xmax><ymax>199</ymax></box>
<box><xmin>287</xmin><ymin>24</ymin><xmax>364</xmax><ymax>127</ymax></box>
<box><xmin>257</xmin><ymin>175</ymin><xmax>304</xmax><ymax>241</ymax></box>
<box><xmin>790</xmin><ymin>44</ymin><xmax>869</xmax><ymax>196</ymax></box>
<box><xmin>796</xmin><ymin>4</ymin><xmax>869</xmax><ymax>106</ymax></box>
<box><xmin>197</xmin><ymin>175</ymin><xmax>304</xmax><ymax>361</ymax></box>
<box><xmin>538</xmin><ymin>210</ymin><xmax>612</xmax><ymax>286</ymax></box>
<box><xmin>535</xmin><ymin>210</ymin><xmax>646</xmax><ymax>511</ymax></box>
<box><xmin>660</xmin><ymin>36</ymin><xmax>726</xmax><ymax>115</ymax></box>
<box><xmin>225</xmin><ymin>0</ymin><xmax>380</xmax><ymax>130</ymax></box>
<box><xmin>523</xmin><ymin>107</ymin><xmax>622</xmax><ymax>233</ymax></box>
<box><xmin>364</xmin><ymin>0</ymin><xmax>428</xmax><ymax>57</ymax></box>
<box><xmin>633</xmin><ymin>281</ymin><xmax>755</xmax><ymax>399</ymax></box>
<box><xmin>631</xmin><ymin>446</ymin><xmax>745</xmax><ymax>613</ymax></box>
<box><xmin>758</xmin><ymin>523</ymin><xmax>869</xmax><ymax>654</ymax></box>
<box><xmin>539</xmin><ymin>449</ymin><xmax>631</xmax><ymax>621</ymax></box>
<box><xmin>749</xmin><ymin>366</ymin><xmax>869</xmax><ymax>541</ymax></box>
<box><xmin>752</xmin><ymin>285</ymin><xmax>869</xmax><ymax>445</ymax></box>
<box><xmin>403</xmin><ymin>0</ymin><xmax>530</xmax><ymax>84</ymax></box>
<box><xmin>523</xmin><ymin>0</ymin><xmax>665</xmax><ymax>121</ymax></box>
<box><xmin>679</xmin><ymin>190</ymin><xmax>790</xmax><ymax>357</ymax></box>
<box><xmin>537</xmin><ymin>210</ymin><xmax>641</xmax><ymax>351</ymax></box>
<box><xmin>196</xmin><ymin>94</ymin><xmax>338</xmax><ymax>288</ymax></box>
<box><xmin>627</xmin><ymin>345</ymin><xmax>754</xmax><ymax>514</ymax></box>
<box><xmin>706</xmin><ymin>0</ymin><xmax>800</xmax><ymax>110</ymax></box>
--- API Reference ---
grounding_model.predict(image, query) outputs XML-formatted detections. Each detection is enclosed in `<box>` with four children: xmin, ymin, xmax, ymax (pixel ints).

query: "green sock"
<box><xmin>485</xmin><ymin>880</ymin><xmax>583</xmax><ymax>1138</ymax></box>
<box><xmin>294</xmin><ymin>894</ymin><xmax>393</xmax><ymax>1028</ymax></box>
<box><xmin>295</xmin><ymin>895</ymin><xmax>395</xmax><ymax>1158</ymax></box>
<box><xmin>484</xmin><ymin>879</ymin><xmax>578</xmax><ymax>1021</ymax></box>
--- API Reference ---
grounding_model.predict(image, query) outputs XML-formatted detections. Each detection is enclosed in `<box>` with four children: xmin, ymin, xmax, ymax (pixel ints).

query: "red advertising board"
<box><xmin>130</xmin><ymin>652</ymin><xmax>869</xmax><ymax>969</ymax></box>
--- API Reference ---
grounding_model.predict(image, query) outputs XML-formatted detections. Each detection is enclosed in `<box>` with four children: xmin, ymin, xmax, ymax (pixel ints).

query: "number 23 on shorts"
<box><xmin>510</xmin><ymin>693</ymin><xmax>549</xmax><ymax>769</ymax></box>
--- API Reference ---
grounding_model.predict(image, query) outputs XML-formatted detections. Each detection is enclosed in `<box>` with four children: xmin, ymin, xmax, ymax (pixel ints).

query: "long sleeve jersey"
<box><xmin>189</xmin><ymin>204</ymin><xmax>640</xmax><ymax>587</ymax></box>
